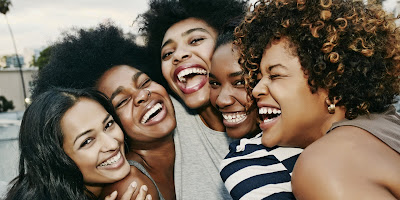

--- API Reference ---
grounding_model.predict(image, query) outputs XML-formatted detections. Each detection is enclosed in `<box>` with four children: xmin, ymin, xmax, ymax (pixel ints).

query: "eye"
<box><xmin>234</xmin><ymin>79</ymin><xmax>245</xmax><ymax>88</ymax></box>
<box><xmin>162</xmin><ymin>51</ymin><xmax>173</xmax><ymax>60</ymax></box>
<box><xmin>115</xmin><ymin>97</ymin><xmax>131</xmax><ymax>109</ymax></box>
<box><xmin>209</xmin><ymin>80</ymin><xmax>220</xmax><ymax>89</ymax></box>
<box><xmin>269</xmin><ymin>74</ymin><xmax>280</xmax><ymax>80</ymax></box>
<box><xmin>139</xmin><ymin>78</ymin><xmax>152</xmax><ymax>88</ymax></box>
<box><xmin>190</xmin><ymin>37</ymin><xmax>205</xmax><ymax>45</ymax></box>
<box><xmin>104</xmin><ymin>119</ymin><xmax>115</xmax><ymax>132</ymax></box>
<box><xmin>80</xmin><ymin>138</ymin><xmax>94</xmax><ymax>148</ymax></box>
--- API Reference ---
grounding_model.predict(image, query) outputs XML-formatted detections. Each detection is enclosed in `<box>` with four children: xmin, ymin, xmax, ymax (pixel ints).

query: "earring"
<box><xmin>327</xmin><ymin>103</ymin><xmax>335</xmax><ymax>114</ymax></box>
<box><xmin>145</xmin><ymin>89</ymin><xmax>151</xmax><ymax>97</ymax></box>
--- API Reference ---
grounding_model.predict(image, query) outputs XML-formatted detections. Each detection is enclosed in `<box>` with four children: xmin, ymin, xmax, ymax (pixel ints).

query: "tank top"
<box><xmin>328</xmin><ymin>105</ymin><xmax>400</xmax><ymax>153</ymax></box>
<box><xmin>128</xmin><ymin>160</ymin><xmax>165</xmax><ymax>200</ymax></box>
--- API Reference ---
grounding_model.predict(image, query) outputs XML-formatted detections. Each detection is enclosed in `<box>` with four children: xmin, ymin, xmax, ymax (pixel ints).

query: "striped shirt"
<box><xmin>219</xmin><ymin>133</ymin><xmax>303</xmax><ymax>200</ymax></box>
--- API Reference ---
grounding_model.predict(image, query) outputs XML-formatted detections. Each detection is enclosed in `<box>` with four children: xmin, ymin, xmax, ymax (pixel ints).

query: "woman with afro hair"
<box><xmin>139</xmin><ymin>0</ymin><xmax>248</xmax><ymax>199</ymax></box>
<box><xmin>236</xmin><ymin>0</ymin><xmax>400</xmax><ymax>198</ymax></box>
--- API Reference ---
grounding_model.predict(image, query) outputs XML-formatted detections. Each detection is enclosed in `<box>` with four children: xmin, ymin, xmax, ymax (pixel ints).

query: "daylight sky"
<box><xmin>0</xmin><ymin>0</ymin><xmax>148</xmax><ymax>55</ymax></box>
<box><xmin>0</xmin><ymin>0</ymin><xmax>397</xmax><ymax>56</ymax></box>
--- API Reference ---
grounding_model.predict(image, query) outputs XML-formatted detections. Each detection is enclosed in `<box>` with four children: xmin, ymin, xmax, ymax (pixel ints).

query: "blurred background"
<box><xmin>0</xmin><ymin>0</ymin><xmax>399</xmax><ymax>198</ymax></box>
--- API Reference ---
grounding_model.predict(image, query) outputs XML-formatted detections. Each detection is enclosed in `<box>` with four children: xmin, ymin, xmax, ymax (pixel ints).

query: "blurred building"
<box><xmin>5</xmin><ymin>55</ymin><xmax>24</xmax><ymax>68</ymax></box>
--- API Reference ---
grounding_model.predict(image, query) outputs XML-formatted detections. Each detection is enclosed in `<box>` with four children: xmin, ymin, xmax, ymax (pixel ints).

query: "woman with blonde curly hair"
<box><xmin>236</xmin><ymin>0</ymin><xmax>400</xmax><ymax>198</ymax></box>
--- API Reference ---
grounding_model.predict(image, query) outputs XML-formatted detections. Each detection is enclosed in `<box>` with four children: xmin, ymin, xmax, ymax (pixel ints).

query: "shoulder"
<box><xmin>292</xmin><ymin>126</ymin><xmax>400</xmax><ymax>199</ymax></box>
<box><xmin>100</xmin><ymin>163</ymin><xmax>160</xmax><ymax>200</ymax></box>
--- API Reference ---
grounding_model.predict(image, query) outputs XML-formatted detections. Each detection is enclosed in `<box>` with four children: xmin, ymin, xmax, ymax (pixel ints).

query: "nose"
<box><xmin>252</xmin><ymin>78</ymin><xmax>269</xmax><ymax>99</ymax></box>
<box><xmin>134</xmin><ymin>89</ymin><xmax>150</xmax><ymax>107</ymax></box>
<box><xmin>99</xmin><ymin>132</ymin><xmax>119</xmax><ymax>152</ymax></box>
<box><xmin>216</xmin><ymin>86</ymin><xmax>235</xmax><ymax>110</ymax></box>
<box><xmin>173</xmin><ymin>47</ymin><xmax>192</xmax><ymax>64</ymax></box>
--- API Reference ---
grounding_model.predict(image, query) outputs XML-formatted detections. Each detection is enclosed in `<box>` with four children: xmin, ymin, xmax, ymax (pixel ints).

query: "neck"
<box><xmin>127</xmin><ymin>134</ymin><xmax>175</xmax><ymax>170</ymax></box>
<box><xmin>197</xmin><ymin>104</ymin><xmax>225</xmax><ymax>132</ymax></box>
<box><xmin>85</xmin><ymin>184</ymin><xmax>103</xmax><ymax>198</ymax></box>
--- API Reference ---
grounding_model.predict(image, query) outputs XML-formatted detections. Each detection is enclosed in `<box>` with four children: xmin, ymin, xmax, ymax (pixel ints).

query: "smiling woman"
<box><xmin>4</xmin><ymin>88</ymin><xmax>153</xmax><ymax>200</ymax></box>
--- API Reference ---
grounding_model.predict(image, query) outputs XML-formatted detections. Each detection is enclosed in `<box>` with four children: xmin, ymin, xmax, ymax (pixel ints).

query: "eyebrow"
<box><xmin>161</xmin><ymin>27</ymin><xmax>211</xmax><ymax>49</ymax></box>
<box><xmin>73</xmin><ymin>114</ymin><xmax>111</xmax><ymax>145</ymax></box>
<box><xmin>268</xmin><ymin>64</ymin><xmax>288</xmax><ymax>71</ymax></box>
<box><xmin>109</xmin><ymin>71</ymin><xmax>144</xmax><ymax>102</ymax></box>
<box><xmin>229</xmin><ymin>71</ymin><xmax>244</xmax><ymax>78</ymax></box>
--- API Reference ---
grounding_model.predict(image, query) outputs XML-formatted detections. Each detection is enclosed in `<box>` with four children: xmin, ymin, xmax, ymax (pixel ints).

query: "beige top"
<box><xmin>329</xmin><ymin>105</ymin><xmax>400</xmax><ymax>154</ymax></box>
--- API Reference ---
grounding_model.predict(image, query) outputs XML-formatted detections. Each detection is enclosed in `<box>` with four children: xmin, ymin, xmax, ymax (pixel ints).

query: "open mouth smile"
<box><xmin>173</xmin><ymin>64</ymin><xmax>208</xmax><ymax>94</ymax></box>
<box><xmin>258</xmin><ymin>107</ymin><xmax>281</xmax><ymax>130</ymax></box>
<box><xmin>140</xmin><ymin>101</ymin><xmax>167</xmax><ymax>125</ymax></box>
<box><xmin>98</xmin><ymin>151</ymin><xmax>122</xmax><ymax>168</ymax></box>
<box><xmin>222</xmin><ymin>112</ymin><xmax>247</xmax><ymax>125</ymax></box>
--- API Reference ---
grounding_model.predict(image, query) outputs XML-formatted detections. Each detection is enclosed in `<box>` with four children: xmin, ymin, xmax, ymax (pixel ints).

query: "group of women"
<box><xmin>4</xmin><ymin>0</ymin><xmax>400</xmax><ymax>199</ymax></box>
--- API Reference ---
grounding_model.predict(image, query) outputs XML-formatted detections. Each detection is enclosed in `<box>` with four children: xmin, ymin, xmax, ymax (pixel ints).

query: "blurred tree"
<box><xmin>0</xmin><ymin>0</ymin><xmax>11</xmax><ymax>15</ymax></box>
<box><xmin>1</xmin><ymin>0</ymin><xmax>27</xmax><ymax>108</ymax></box>
<box><xmin>31</xmin><ymin>46</ymin><xmax>52</xmax><ymax>70</ymax></box>
<box><xmin>0</xmin><ymin>95</ymin><xmax>15</xmax><ymax>112</ymax></box>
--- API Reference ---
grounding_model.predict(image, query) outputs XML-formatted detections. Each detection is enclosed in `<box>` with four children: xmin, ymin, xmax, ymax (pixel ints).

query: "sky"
<box><xmin>0</xmin><ymin>0</ymin><xmax>398</xmax><ymax>56</ymax></box>
<box><xmin>0</xmin><ymin>0</ymin><xmax>149</xmax><ymax>56</ymax></box>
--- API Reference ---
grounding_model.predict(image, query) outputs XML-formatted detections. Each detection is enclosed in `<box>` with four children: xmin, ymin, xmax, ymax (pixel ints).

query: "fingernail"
<box><xmin>141</xmin><ymin>185</ymin><xmax>148</xmax><ymax>191</ymax></box>
<box><xmin>146</xmin><ymin>194</ymin><xmax>152</xmax><ymax>200</ymax></box>
<box><xmin>111</xmin><ymin>191</ymin><xmax>117</xmax><ymax>196</ymax></box>
<box><xmin>131</xmin><ymin>181</ymin><xmax>137</xmax><ymax>188</ymax></box>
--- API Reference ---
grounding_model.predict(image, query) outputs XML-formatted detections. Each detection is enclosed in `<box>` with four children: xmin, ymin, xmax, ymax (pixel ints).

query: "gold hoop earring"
<box><xmin>327</xmin><ymin>103</ymin><xmax>335</xmax><ymax>114</ymax></box>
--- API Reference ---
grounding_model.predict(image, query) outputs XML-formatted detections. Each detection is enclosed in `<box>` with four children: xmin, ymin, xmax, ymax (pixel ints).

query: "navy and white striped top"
<box><xmin>219</xmin><ymin>133</ymin><xmax>303</xmax><ymax>200</ymax></box>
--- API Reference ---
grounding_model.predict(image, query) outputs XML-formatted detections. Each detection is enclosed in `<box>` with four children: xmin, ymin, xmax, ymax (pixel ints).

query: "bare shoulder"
<box><xmin>292</xmin><ymin>126</ymin><xmax>400</xmax><ymax>200</ymax></box>
<box><xmin>100</xmin><ymin>165</ymin><xmax>160</xmax><ymax>200</ymax></box>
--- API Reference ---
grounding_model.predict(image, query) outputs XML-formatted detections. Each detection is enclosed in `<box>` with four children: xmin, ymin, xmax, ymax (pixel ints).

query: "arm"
<box><xmin>292</xmin><ymin>126</ymin><xmax>399</xmax><ymax>200</ymax></box>
<box><xmin>101</xmin><ymin>165</ymin><xmax>160</xmax><ymax>200</ymax></box>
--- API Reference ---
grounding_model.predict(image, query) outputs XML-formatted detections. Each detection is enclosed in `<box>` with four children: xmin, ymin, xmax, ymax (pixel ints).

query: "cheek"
<box><xmin>161</xmin><ymin>63</ymin><xmax>173</xmax><ymax>81</ymax></box>
<box><xmin>209</xmin><ymin>88</ymin><xmax>219</xmax><ymax>107</ymax></box>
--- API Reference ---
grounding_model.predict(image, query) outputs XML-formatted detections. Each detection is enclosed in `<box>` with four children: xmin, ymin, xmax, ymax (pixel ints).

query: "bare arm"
<box><xmin>292</xmin><ymin>126</ymin><xmax>400</xmax><ymax>200</ymax></box>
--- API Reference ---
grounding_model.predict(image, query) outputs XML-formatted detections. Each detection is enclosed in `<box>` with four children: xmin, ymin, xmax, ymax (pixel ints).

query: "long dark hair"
<box><xmin>5</xmin><ymin>87</ymin><xmax>122</xmax><ymax>200</ymax></box>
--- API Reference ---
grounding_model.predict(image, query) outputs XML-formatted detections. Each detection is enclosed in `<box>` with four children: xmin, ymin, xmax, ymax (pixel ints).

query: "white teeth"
<box><xmin>259</xmin><ymin>107</ymin><xmax>281</xmax><ymax>115</ymax></box>
<box><xmin>264</xmin><ymin>118</ymin><xmax>274</xmax><ymax>123</ymax></box>
<box><xmin>177</xmin><ymin>68</ymin><xmax>207</xmax><ymax>82</ymax></box>
<box><xmin>141</xmin><ymin>103</ymin><xmax>162</xmax><ymax>124</ymax></box>
<box><xmin>222</xmin><ymin>112</ymin><xmax>247</xmax><ymax>123</ymax></box>
<box><xmin>99</xmin><ymin>152</ymin><xmax>121</xmax><ymax>167</ymax></box>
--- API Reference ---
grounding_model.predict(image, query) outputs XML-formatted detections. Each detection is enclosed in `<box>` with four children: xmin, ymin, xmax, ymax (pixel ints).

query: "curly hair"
<box><xmin>236</xmin><ymin>0</ymin><xmax>400</xmax><ymax>119</ymax></box>
<box><xmin>137</xmin><ymin>0</ymin><xmax>249</xmax><ymax>91</ymax></box>
<box><xmin>31</xmin><ymin>22</ymin><xmax>151</xmax><ymax>99</ymax></box>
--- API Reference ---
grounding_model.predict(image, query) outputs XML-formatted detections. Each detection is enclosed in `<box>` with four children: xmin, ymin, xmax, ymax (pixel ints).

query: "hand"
<box><xmin>104</xmin><ymin>181</ymin><xmax>152</xmax><ymax>200</ymax></box>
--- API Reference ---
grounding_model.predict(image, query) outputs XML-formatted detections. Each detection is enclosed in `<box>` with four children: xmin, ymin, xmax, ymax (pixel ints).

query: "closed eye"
<box><xmin>139</xmin><ymin>78</ymin><xmax>152</xmax><ymax>88</ymax></box>
<box><xmin>116</xmin><ymin>97</ymin><xmax>131</xmax><ymax>109</ymax></box>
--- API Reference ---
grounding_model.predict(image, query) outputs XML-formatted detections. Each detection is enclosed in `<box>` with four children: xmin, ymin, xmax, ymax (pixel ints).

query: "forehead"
<box><xmin>62</xmin><ymin>98</ymin><xmax>106</xmax><ymax>138</ymax></box>
<box><xmin>162</xmin><ymin>18</ymin><xmax>217</xmax><ymax>44</ymax></box>
<box><xmin>97</xmin><ymin>65</ymin><xmax>141</xmax><ymax>96</ymax></box>
<box><xmin>260</xmin><ymin>39</ymin><xmax>293</xmax><ymax>67</ymax></box>
<box><xmin>211</xmin><ymin>43</ymin><xmax>240</xmax><ymax>72</ymax></box>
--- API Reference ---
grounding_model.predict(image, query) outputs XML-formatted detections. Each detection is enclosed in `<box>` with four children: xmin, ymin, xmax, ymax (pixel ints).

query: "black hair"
<box><xmin>31</xmin><ymin>22</ymin><xmax>153</xmax><ymax>100</ymax></box>
<box><xmin>137</xmin><ymin>0</ymin><xmax>249</xmax><ymax>91</ymax></box>
<box><xmin>5</xmin><ymin>87</ymin><xmax>122</xmax><ymax>200</ymax></box>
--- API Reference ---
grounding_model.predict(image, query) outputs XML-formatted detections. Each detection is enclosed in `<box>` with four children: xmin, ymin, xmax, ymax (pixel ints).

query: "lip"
<box><xmin>140</xmin><ymin>99</ymin><xmax>167</xmax><ymax>126</ymax></box>
<box><xmin>173</xmin><ymin>64</ymin><xmax>208</xmax><ymax>94</ymax></box>
<box><xmin>97</xmin><ymin>150</ymin><xmax>125</xmax><ymax>170</ymax></box>
<box><xmin>221</xmin><ymin>111</ymin><xmax>248</xmax><ymax>127</ymax></box>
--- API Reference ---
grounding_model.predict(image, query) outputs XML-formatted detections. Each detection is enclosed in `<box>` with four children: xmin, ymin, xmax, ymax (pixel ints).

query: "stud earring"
<box><xmin>145</xmin><ymin>89</ymin><xmax>151</xmax><ymax>97</ymax></box>
<box><xmin>327</xmin><ymin>103</ymin><xmax>335</xmax><ymax>114</ymax></box>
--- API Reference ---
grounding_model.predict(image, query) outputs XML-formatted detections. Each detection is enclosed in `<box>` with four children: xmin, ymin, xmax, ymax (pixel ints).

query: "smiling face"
<box><xmin>253</xmin><ymin>38</ymin><xmax>330</xmax><ymax>148</ymax></box>
<box><xmin>96</xmin><ymin>65</ymin><xmax>176</xmax><ymax>143</ymax></box>
<box><xmin>62</xmin><ymin>98</ymin><xmax>130</xmax><ymax>187</ymax></box>
<box><xmin>161</xmin><ymin>18</ymin><xmax>218</xmax><ymax>109</ymax></box>
<box><xmin>210</xmin><ymin>43</ymin><xmax>259</xmax><ymax>138</ymax></box>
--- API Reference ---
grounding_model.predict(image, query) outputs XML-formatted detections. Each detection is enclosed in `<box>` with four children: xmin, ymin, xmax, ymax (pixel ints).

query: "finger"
<box><xmin>145</xmin><ymin>194</ymin><xmax>152</xmax><ymax>200</ymax></box>
<box><xmin>104</xmin><ymin>191</ymin><xmax>118</xmax><ymax>200</ymax></box>
<box><xmin>120</xmin><ymin>181</ymin><xmax>138</xmax><ymax>200</ymax></box>
<box><xmin>134</xmin><ymin>185</ymin><xmax>148</xmax><ymax>200</ymax></box>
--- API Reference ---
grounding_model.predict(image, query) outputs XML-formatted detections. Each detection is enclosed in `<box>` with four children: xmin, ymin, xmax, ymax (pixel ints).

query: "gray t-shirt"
<box><xmin>171</xmin><ymin>96</ymin><xmax>234</xmax><ymax>200</ymax></box>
